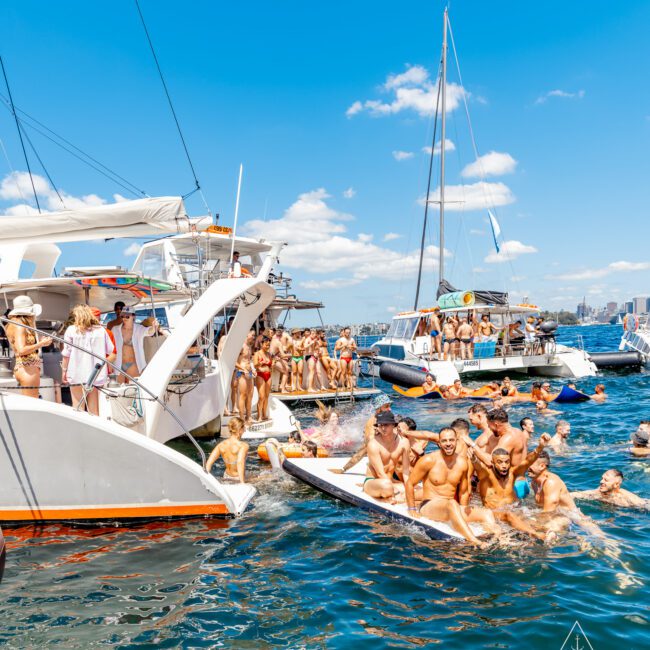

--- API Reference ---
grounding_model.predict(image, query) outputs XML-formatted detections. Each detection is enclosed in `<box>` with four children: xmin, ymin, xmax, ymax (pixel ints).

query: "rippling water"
<box><xmin>1</xmin><ymin>325</ymin><xmax>648</xmax><ymax>648</ymax></box>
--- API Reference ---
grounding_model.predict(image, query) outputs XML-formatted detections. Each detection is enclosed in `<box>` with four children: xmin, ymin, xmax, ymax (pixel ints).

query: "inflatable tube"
<box><xmin>551</xmin><ymin>385</ymin><xmax>591</xmax><ymax>403</ymax></box>
<box><xmin>437</xmin><ymin>291</ymin><xmax>475</xmax><ymax>310</ymax></box>
<box><xmin>379</xmin><ymin>361</ymin><xmax>430</xmax><ymax>388</ymax></box>
<box><xmin>588</xmin><ymin>351</ymin><xmax>644</xmax><ymax>369</ymax></box>
<box><xmin>392</xmin><ymin>385</ymin><xmax>443</xmax><ymax>400</ymax></box>
<box><xmin>257</xmin><ymin>442</ymin><xmax>329</xmax><ymax>462</ymax></box>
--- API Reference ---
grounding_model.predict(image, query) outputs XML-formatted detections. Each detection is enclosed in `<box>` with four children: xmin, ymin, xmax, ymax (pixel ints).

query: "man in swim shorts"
<box><xmin>536</xmin><ymin>400</ymin><xmax>561</xmax><ymax>416</ymax></box>
<box><xmin>421</xmin><ymin>373</ymin><xmax>437</xmax><ymax>394</ymax></box>
<box><xmin>428</xmin><ymin>308</ymin><xmax>443</xmax><ymax>361</ymax></box>
<box><xmin>448</xmin><ymin>378</ymin><xmax>470</xmax><ymax>399</ymax></box>
<box><xmin>572</xmin><ymin>469</ymin><xmax>647</xmax><ymax>508</ymax></box>
<box><xmin>270</xmin><ymin>327</ymin><xmax>290</xmax><ymax>393</ymax></box>
<box><xmin>519</xmin><ymin>417</ymin><xmax>534</xmax><ymax>447</ymax></box>
<box><xmin>363</xmin><ymin>410</ymin><xmax>411</xmax><ymax>501</ymax></box>
<box><xmin>468</xmin><ymin>404</ymin><xmax>492</xmax><ymax>445</ymax></box>
<box><xmin>477</xmin><ymin>314</ymin><xmax>498</xmax><ymax>341</ymax></box>
<box><xmin>548</xmin><ymin>420</ymin><xmax>571</xmax><ymax>451</ymax></box>
<box><xmin>456</xmin><ymin>317</ymin><xmax>474</xmax><ymax>360</ymax></box>
<box><xmin>464</xmin><ymin>432</ymin><xmax>553</xmax><ymax>541</ymax></box>
<box><xmin>591</xmin><ymin>383</ymin><xmax>607</xmax><ymax>403</ymax></box>
<box><xmin>405</xmin><ymin>427</ymin><xmax>497</xmax><ymax>547</ymax></box>
<box><xmin>335</xmin><ymin>326</ymin><xmax>357</xmax><ymax>390</ymax></box>
<box><xmin>442</xmin><ymin>319</ymin><xmax>457</xmax><ymax>361</ymax></box>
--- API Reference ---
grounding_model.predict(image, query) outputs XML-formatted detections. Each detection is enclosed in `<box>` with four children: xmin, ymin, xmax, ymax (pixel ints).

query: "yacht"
<box><xmin>370</xmin><ymin>9</ymin><xmax>596</xmax><ymax>385</ymax></box>
<box><xmin>0</xmin><ymin>197</ymin><xmax>285</xmax><ymax>523</ymax></box>
<box><xmin>618</xmin><ymin>313</ymin><xmax>650</xmax><ymax>364</ymax></box>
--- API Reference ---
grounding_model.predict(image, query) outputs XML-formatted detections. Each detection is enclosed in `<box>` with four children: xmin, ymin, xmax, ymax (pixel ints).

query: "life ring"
<box><xmin>624</xmin><ymin>314</ymin><xmax>639</xmax><ymax>332</ymax></box>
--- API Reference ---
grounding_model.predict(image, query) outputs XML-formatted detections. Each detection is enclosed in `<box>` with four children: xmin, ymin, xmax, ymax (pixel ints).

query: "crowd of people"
<box><xmin>226</xmin><ymin>325</ymin><xmax>359</xmax><ymax>423</ymax></box>
<box><xmin>322</xmin><ymin>393</ymin><xmax>645</xmax><ymax>547</ymax></box>
<box><xmin>422</xmin><ymin>308</ymin><xmax>555</xmax><ymax>361</ymax></box>
<box><xmin>2</xmin><ymin>296</ymin><xmax>161</xmax><ymax>415</ymax></box>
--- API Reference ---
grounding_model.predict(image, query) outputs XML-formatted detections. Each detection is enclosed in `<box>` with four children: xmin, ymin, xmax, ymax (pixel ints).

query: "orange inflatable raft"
<box><xmin>257</xmin><ymin>442</ymin><xmax>329</xmax><ymax>462</ymax></box>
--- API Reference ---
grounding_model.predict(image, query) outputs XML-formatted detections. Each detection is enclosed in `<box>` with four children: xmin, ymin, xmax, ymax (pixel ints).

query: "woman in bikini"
<box><xmin>317</xmin><ymin>331</ymin><xmax>337</xmax><ymax>389</ymax></box>
<box><xmin>253</xmin><ymin>337</ymin><xmax>272</xmax><ymax>421</ymax></box>
<box><xmin>5</xmin><ymin>296</ymin><xmax>52</xmax><ymax>399</ymax></box>
<box><xmin>206</xmin><ymin>416</ymin><xmax>249</xmax><ymax>482</ymax></box>
<box><xmin>290</xmin><ymin>329</ymin><xmax>305</xmax><ymax>392</ymax></box>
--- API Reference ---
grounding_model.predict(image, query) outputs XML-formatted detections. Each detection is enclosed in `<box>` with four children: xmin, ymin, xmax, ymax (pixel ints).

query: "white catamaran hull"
<box><xmin>0</xmin><ymin>392</ymin><xmax>254</xmax><ymax>522</ymax></box>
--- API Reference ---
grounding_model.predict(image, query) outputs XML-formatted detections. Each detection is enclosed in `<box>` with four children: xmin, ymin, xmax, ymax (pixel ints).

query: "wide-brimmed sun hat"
<box><xmin>9</xmin><ymin>295</ymin><xmax>42</xmax><ymax>318</ymax></box>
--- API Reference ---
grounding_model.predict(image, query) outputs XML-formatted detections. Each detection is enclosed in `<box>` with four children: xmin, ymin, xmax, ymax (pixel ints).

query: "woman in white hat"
<box><xmin>5</xmin><ymin>295</ymin><xmax>52</xmax><ymax>398</ymax></box>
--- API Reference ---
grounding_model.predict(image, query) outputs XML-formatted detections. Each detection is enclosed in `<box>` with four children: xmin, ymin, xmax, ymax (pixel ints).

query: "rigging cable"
<box><xmin>447</xmin><ymin>18</ymin><xmax>521</xmax><ymax>296</ymax></box>
<box><xmin>18</xmin><ymin>122</ymin><xmax>65</xmax><ymax>208</ymax></box>
<box><xmin>414</xmin><ymin>60</ymin><xmax>443</xmax><ymax>310</ymax></box>
<box><xmin>0</xmin><ymin>90</ymin><xmax>148</xmax><ymax>198</ymax></box>
<box><xmin>0</xmin><ymin>56</ymin><xmax>41</xmax><ymax>213</ymax></box>
<box><xmin>134</xmin><ymin>0</ymin><xmax>211</xmax><ymax>217</ymax></box>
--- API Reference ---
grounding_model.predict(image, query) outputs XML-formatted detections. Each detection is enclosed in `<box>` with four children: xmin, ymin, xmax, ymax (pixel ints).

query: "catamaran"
<box><xmin>370</xmin><ymin>8</ymin><xmax>596</xmax><ymax>386</ymax></box>
<box><xmin>0</xmin><ymin>197</ymin><xmax>288</xmax><ymax>522</ymax></box>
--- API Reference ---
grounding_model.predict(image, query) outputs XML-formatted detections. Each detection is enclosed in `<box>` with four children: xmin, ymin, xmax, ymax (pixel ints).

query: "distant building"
<box><xmin>606</xmin><ymin>301</ymin><xmax>618</xmax><ymax>314</ymax></box>
<box><xmin>625</xmin><ymin>301</ymin><xmax>634</xmax><ymax>314</ymax></box>
<box><xmin>633</xmin><ymin>296</ymin><xmax>649</xmax><ymax>314</ymax></box>
<box><xmin>576</xmin><ymin>302</ymin><xmax>590</xmax><ymax>319</ymax></box>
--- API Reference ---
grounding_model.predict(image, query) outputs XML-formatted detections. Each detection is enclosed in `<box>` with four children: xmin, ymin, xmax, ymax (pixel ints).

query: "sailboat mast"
<box><xmin>439</xmin><ymin>8</ymin><xmax>448</xmax><ymax>285</ymax></box>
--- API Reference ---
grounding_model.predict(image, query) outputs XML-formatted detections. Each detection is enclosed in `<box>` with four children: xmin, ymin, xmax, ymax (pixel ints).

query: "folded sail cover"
<box><xmin>0</xmin><ymin>196</ymin><xmax>187</xmax><ymax>246</ymax></box>
<box><xmin>436</xmin><ymin>279</ymin><xmax>508</xmax><ymax>306</ymax></box>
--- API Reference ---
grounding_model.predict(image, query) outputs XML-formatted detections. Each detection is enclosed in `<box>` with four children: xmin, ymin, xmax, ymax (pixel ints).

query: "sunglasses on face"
<box><xmin>122</xmin><ymin>314</ymin><xmax>134</xmax><ymax>319</ymax></box>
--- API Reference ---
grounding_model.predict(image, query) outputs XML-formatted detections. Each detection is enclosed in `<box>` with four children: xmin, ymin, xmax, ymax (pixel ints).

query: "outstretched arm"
<box><xmin>330</xmin><ymin>442</ymin><xmax>367</xmax><ymax>474</ymax></box>
<box><xmin>405</xmin><ymin>456</ymin><xmax>432</xmax><ymax>514</ymax></box>
<box><xmin>206</xmin><ymin>444</ymin><xmax>222</xmax><ymax>473</ymax></box>
<box><xmin>513</xmin><ymin>433</ymin><xmax>551</xmax><ymax>476</ymax></box>
<box><xmin>407</xmin><ymin>429</ymin><xmax>440</xmax><ymax>444</ymax></box>
<box><xmin>462</xmin><ymin>434</ymin><xmax>492</xmax><ymax>467</ymax></box>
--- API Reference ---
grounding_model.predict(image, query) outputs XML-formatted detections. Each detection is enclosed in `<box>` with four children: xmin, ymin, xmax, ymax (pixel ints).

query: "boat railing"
<box><xmin>0</xmin><ymin>317</ymin><xmax>207</xmax><ymax>469</ymax></box>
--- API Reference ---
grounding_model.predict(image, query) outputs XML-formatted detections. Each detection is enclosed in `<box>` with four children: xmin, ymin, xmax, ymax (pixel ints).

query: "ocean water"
<box><xmin>0</xmin><ymin>325</ymin><xmax>648</xmax><ymax>648</ymax></box>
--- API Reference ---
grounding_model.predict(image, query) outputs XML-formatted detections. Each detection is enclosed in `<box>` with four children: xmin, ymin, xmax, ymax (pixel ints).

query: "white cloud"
<box><xmin>461</xmin><ymin>151</ymin><xmax>517</xmax><ymax>178</ymax></box>
<box><xmin>550</xmin><ymin>260</ymin><xmax>650</xmax><ymax>281</ymax></box>
<box><xmin>383</xmin><ymin>232</ymin><xmax>402</xmax><ymax>242</ymax></box>
<box><xmin>535</xmin><ymin>89</ymin><xmax>585</xmax><ymax>105</ymax></box>
<box><xmin>242</xmin><ymin>187</ymin><xmax>450</xmax><ymax>283</ymax></box>
<box><xmin>484</xmin><ymin>240</ymin><xmax>537</xmax><ymax>264</ymax></box>
<box><xmin>510</xmin><ymin>275</ymin><xmax>527</xmax><ymax>282</ymax></box>
<box><xmin>0</xmin><ymin>170</ymin><xmax>108</xmax><ymax>214</ymax></box>
<box><xmin>300</xmin><ymin>278</ymin><xmax>361</xmax><ymax>290</ymax></box>
<box><xmin>343</xmin><ymin>187</ymin><xmax>356</xmax><ymax>199</ymax></box>
<box><xmin>422</xmin><ymin>139</ymin><xmax>456</xmax><ymax>156</ymax></box>
<box><xmin>469</xmin><ymin>229</ymin><xmax>485</xmax><ymax>236</ymax></box>
<box><xmin>358</xmin><ymin>233</ymin><xmax>373</xmax><ymax>243</ymax></box>
<box><xmin>421</xmin><ymin>181</ymin><xmax>515</xmax><ymax>212</ymax></box>
<box><xmin>387</xmin><ymin>306</ymin><xmax>397</xmax><ymax>313</ymax></box>
<box><xmin>123</xmin><ymin>243</ymin><xmax>141</xmax><ymax>256</ymax></box>
<box><xmin>347</xmin><ymin>64</ymin><xmax>467</xmax><ymax>118</ymax></box>
<box><xmin>392</xmin><ymin>150</ymin><xmax>414</xmax><ymax>161</ymax></box>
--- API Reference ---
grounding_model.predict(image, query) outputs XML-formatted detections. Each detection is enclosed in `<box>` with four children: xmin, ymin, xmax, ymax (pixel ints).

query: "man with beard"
<box><xmin>405</xmin><ymin>427</ymin><xmax>497</xmax><ymax>548</ymax></box>
<box><xmin>463</xmin><ymin>433</ymin><xmax>553</xmax><ymax>542</ymax></box>
<box><xmin>572</xmin><ymin>469</ymin><xmax>646</xmax><ymax>508</ymax></box>
<box><xmin>548</xmin><ymin>420</ymin><xmax>571</xmax><ymax>451</ymax></box>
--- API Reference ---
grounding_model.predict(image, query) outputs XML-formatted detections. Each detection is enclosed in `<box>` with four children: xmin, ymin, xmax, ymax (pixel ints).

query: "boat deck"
<box><xmin>271</xmin><ymin>386</ymin><xmax>380</xmax><ymax>404</ymax></box>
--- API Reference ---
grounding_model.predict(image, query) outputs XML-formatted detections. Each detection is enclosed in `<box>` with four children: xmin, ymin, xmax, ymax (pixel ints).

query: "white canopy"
<box><xmin>0</xmin><ymin>196</ymin><xmax>188</xmax><ymax>245</ymax></box>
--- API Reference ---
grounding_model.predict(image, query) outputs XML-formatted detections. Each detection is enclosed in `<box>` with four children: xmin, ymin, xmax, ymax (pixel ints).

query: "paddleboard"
<box><xmin>281</xmin><ymin>456</ymin><xmax>484</xmax><ymax>542</ymax></box>
<box><xmin>552</xmin><ymin>385</ymin><xmax>591</xmax><ymax>403</ymax></box>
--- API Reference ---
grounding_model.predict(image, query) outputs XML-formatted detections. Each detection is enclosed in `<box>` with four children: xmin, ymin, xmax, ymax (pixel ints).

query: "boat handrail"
<box><xmin>0</xmin><ymin>317</ymin><xmax>207</xmax><ymax>469</ymax></box>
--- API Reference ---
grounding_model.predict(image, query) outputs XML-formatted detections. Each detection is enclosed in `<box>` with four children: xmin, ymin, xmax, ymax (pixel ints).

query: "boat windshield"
<box><xmin>389</xmin><ymin>317</ymin><xmax>419</xmax><ymax>340</ymax></box>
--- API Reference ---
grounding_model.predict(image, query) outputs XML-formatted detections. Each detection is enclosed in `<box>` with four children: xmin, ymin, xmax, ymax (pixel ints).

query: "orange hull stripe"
<box><xmin>0</xmin><ymin>503</ymin><xmax>229</xmax><ymax>521</ymax></box>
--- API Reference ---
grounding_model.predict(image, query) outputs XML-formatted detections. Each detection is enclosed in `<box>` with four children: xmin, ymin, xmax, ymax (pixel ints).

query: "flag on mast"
<box><xmin>488</xmin><ymin>210</ymin><xmax>501</xmax><ymax>254</ymax></box>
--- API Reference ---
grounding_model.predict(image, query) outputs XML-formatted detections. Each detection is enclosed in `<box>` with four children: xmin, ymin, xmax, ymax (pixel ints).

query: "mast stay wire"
<box><xmin>18</xmin><ymin>122</ymin><xmax>66</xmax><ymax>209</ymax></box>
<box><xmin>0</xmin><ymin>90</ymin><xmax>148</xmax><ymax>199</ymax></box>
<box><xmin>0</xmin><ymin>56</ymin><xmax>41</xmax><ymax>213</ymax></box>
<box><xmin>447</xmin><ymin>17</ymin><xmax>522</xmax><ymax>298</ymax></box>
<box><xmin>134</xmin><ymin>0</ymin><xmax>211</xmax><ymax>218</ymax></box>
<box><xmin>0</xmin><ymin>136</ymin><xmax>30</xmax><ymax>209</ymax></box>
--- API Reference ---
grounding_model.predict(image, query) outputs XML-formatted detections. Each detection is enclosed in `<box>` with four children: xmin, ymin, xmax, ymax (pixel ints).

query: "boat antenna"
<box><xmin>229</xmin><ymin>163</ymin><xmax>244</xmax><ymax>266</ymax></box>
<box><xmin>0</xmin><ymin>56</ymin><xmax>41</xmax><ymax>213</ymax></box>
<box><xmin>134</xmin><ymin>0</ymin><xmax>211</xmax><ymax>217</ymax></box>
<box><xmin>439</xmin><ymin>7</ymin><xmax>448</xmax><ymax>286</ymax></box>
<box><xmin>414</xmin><ymin>64</ymin><xmax>442</xmax><ymax>311</ymax></box>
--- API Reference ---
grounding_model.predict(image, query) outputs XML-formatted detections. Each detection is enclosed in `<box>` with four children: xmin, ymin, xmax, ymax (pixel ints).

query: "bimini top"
<box><xmin>0</xmin><ymin>196</ymin><xmax>188</xmax><ymax>246</ymax></box>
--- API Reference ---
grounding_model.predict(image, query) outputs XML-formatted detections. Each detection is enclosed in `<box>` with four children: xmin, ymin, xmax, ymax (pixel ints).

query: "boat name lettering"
<box><xmin>464</xmin><ymin>360</ymin><xmax>480</xmax><ymax>367</ymax></box>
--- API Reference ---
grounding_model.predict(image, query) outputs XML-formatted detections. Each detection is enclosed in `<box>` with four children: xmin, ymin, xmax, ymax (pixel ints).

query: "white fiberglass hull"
<box><xmin>0</xmin><ymin>392</ymin><xmax>254</xmax><ymax>523</ymax></box>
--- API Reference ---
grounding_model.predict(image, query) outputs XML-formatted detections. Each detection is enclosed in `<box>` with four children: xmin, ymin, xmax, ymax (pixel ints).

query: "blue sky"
<box><xmin>1</xmin><ymin>1</ymin><xmax>649</xmax><ymax>324</ymax></box>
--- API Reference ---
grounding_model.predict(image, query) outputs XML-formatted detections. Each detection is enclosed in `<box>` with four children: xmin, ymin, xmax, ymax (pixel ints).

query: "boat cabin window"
<box><xmin>391</xmin><ymin>317</ymin><xmax>419</xmax><ymax>340</ymax></box>
<box><xmin>134</xmin><ymin>307</ymin><xmax>169</xmax><ymax>329</ymax></box>
<box><xmin>138</xmin><ymin>245</ymin><xmax>167</xmax><ymax>282</ymax></box>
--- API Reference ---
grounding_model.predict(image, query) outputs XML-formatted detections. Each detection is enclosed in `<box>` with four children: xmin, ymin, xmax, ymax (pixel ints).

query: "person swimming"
<box><xmin>572</xmin><ymin>469</ymin><xmax>647</xmax><ymax>508</ymax></box>
<box><xmin>630</xmin><ymin>425</ymin><xmax>650</xmax><ymax>457</ymax></box>
<box><xmin>206</xmin><ymin>416</ymin><xmax>249</xmax><ymax>482</ymax></box>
